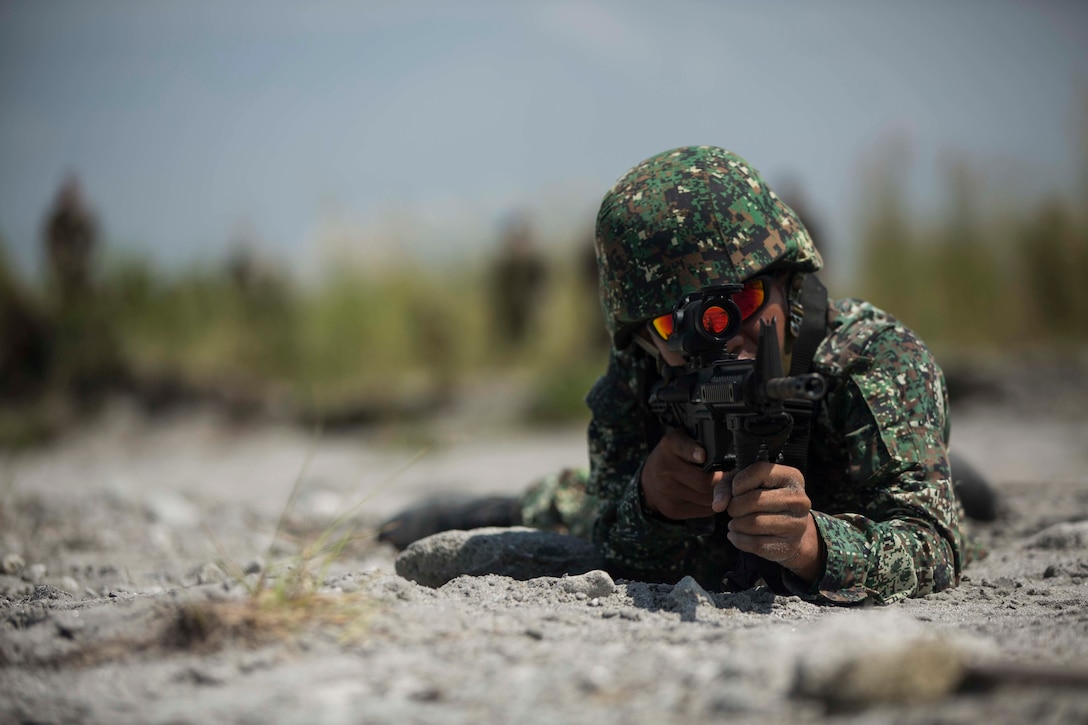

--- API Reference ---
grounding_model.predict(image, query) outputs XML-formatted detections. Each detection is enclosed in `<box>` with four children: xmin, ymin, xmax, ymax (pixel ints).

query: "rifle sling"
<box><xmin>779</xmin><ymin>273</ymin><xmax>828</xmax><ymax>476</ymax></box>
<box><xmin>788</xmin><ymin>272</ymin><xmax>829</xmax><ymax>378</ymax></box>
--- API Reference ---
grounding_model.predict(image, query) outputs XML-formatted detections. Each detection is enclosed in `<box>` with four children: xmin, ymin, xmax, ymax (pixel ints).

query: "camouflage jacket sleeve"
<box><xmin>585</xmin><ymin>345</ymin><xmax>705</xmax><ymax>583</ymax></box>
<box><xmin>791</xmin><ymin>299</ymin><xmax>964</xmax><ymax>604</ymax></box>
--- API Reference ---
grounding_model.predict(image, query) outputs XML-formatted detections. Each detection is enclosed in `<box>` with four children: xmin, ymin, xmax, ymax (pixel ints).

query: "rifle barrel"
<box><xmin>764</xmin><ymin>374</ymin><xmax>826</xmax><ymax>401</ymax></box>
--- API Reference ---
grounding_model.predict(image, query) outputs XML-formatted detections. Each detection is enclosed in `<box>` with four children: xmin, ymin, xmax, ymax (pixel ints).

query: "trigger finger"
<box><xmin>666</xmin><ymin>430</ymin><xmax>706</xmax><ymax>465</ymax></box>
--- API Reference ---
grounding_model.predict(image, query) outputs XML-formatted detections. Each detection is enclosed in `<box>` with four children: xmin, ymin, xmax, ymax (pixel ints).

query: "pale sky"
<box><xmin>1</xmin><ymin>0</ymin><xmax>1085</xmax><ymax>279</ymax></box>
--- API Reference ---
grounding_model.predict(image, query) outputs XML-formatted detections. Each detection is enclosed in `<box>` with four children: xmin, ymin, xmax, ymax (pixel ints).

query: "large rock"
<box><xmin>1025</xmin><ymin>520</ymin><xmax>1088</xmax><ymax>550</ymax></box>
<box><xmin>394</xmin><ymin>527</ymin><xmax>607</xmax><ymax>588</ymax></box>
<box><xmin>790</xmin><ymin>610</ymin><xmax>993</xmax><ymax>712</ymax></box>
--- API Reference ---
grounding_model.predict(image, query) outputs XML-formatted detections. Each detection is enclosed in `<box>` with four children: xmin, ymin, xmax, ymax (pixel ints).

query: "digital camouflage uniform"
<box><xmin>521</xmin><ymin>146</ymin><xmax>964</xmax><ymax>606</ymax></box>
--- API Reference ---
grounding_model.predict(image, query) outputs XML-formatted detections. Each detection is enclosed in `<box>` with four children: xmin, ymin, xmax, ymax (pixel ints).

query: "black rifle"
<box><xmin>647</xmin><ymin>285</ymin><xmax>826</xmax><ymax>536</ymax></box>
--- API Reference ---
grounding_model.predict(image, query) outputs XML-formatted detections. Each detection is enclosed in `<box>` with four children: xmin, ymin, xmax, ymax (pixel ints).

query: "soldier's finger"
<box><xmin>664</xmin><ymin>429</ymin><xmax>706</xmax><ymax>466</ymax></box>
<box><xmin>711</xmin><ymin>470</ymin><xmax>736</xmax><ymax>513</ymax></box>
<box><xmin>730</xmin><ymin>461</ymin><xmax>772</xmax><ymax>496</ymax></box>
<box><xmin>731</xmin><ymin>462</ymin><xmax>802</xmax><ymax>496</ymax></box>
<box><xmin>727</xmin><ymin>531</ymin><xmax>797</xmax><ymax>562</ymax></box>
<box><xmin>727</xmin><ymin>488</ymin><xmax>810</xmax><ymax>520</ymax></box>
<box><xmin>727</xmin><ymin>511</ymin><xmax>807</xmax><ymax>538</ymax></box>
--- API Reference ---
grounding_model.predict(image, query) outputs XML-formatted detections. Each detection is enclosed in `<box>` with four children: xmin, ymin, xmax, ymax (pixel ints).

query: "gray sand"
<box><xmin>2</xmin><ymin>385</ymin><xmax>1088</xmax><ymax>724</ymax></box>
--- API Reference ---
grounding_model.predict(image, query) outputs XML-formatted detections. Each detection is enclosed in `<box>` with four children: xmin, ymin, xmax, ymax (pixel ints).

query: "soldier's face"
<box><xmin>645</xmin><ymin>273</ymin><xmax>789</xmax><ymax>365</ymax></box>
<box><xmin>724</xmin><ymin>273</ymin><xmax>789</xmax><ymax>360</ymax></box>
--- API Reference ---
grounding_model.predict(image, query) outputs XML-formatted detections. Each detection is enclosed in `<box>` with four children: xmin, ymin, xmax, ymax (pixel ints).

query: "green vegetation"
<box><xmin>95</xmin><ymin>252</ymin><xmax>608</xmax><ymax>423</ymax></box>
<box><xmin>98</xmin><ymin>149</ymin><xmax>1087</xmax><ymax>427</ymax></box>
<box><xmin>856</xmin><ymin>149</ymin><xmax>1088</xmax><ymax>351</ymax></box>
<box><xmin>0</xmin><ymin>235</ymin><xmax>608</xmax><ymax>448</ymax></box>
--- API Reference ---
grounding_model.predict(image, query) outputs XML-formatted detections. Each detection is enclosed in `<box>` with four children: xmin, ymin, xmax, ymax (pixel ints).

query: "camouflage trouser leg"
<box><xmin>519</xmin><ymin>468</ymin><xmax>599</xmax><ymax>541</ymax></box>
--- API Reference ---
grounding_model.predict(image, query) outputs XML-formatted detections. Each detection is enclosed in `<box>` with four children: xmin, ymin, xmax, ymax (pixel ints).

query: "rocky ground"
<box><xmin>2</xmin><ymin>354</ymin><xmax>1088</xmax><ymax>724</ymax></box>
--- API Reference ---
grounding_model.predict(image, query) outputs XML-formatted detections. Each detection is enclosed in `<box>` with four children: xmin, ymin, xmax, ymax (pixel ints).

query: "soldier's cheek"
<box><xmin>727</xmin><ymin>335</ymin><xmax>758</xmax><ymax>360</ymax></box>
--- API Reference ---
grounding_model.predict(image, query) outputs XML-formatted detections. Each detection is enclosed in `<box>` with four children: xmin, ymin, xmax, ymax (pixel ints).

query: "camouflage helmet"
<box><xmin>595</xmin><ymin>146</ymin><xmax>822</xmax><ymax>348</ymax></box>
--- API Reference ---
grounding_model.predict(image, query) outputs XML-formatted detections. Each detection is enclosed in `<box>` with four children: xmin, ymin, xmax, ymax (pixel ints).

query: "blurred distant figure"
<box><xmin>0</xmin><ymin>245</ymin><xmax>52</xmax><ymax>403</ymax></box>
<box><xmin>490</xmin><ymin>213</ymin><xmax>547</xmax><ymax>349</ymax></box>
<box><xmin>39</xmin><ymin>175</ymin><xmax>122</xmax><ymax>410</ymax></box>
<box><xmin>44</xmin><ymin>175</ymin><xmax>99</xmax><ymax>308</ymax></box>
<box><xmin>227</xmin><ymin>242</ymin><xmax>260</xmax><ymax>294</ymax></box>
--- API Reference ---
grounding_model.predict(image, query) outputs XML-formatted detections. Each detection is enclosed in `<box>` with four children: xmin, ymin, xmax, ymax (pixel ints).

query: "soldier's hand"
<box><xmin>720</xmin><ymin>461</ymin><xmax>826</xmax><ymax>583</ymax></box>
<box><xmin>640</xmin><ymin>429</ymin><xmax>728</xmax><ymax>520</ymax></box>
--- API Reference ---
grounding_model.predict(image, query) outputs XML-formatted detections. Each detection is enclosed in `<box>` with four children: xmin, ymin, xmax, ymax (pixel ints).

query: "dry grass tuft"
<box><xmin>168</xmin><ymin>588</ymin><xmax>376</xmax><ymax>653</ymax></box>
<box><xmin>171</xmin><ymin>428</ymin><xmax>415</xmax><ymax>654</ymax></box>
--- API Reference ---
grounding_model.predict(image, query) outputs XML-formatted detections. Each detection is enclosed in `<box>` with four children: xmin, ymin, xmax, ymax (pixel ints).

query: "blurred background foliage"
<box><xmin>97</xmin><ymin>246</ymin><xmax>608</xmax><ymax>424</ymax></box>
<box><xmin>2</xmin><ymin>133</ymin><xmax>1087</xmax><ymax>450</ymax></box>
<box><xmin>857</xmin><ymin>139</ymin><xmax>1088</xmax><ymax>352</ymax></box>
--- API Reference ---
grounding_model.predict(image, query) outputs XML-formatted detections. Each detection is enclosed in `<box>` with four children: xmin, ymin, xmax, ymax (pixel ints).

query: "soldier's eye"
<box><xmin>735</xmin><ymin>277</ymin><xmax>769</xmax><ymax>320</ymax></box>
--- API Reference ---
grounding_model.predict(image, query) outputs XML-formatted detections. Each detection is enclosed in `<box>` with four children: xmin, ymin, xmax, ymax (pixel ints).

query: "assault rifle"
<box><xmin>647</xmin><ymin>284</ymin><xmax>826</xmax><ymax>535</ymax></box>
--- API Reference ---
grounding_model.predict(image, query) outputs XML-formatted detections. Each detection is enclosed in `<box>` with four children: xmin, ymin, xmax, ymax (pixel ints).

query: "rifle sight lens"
<box><xmin>701</xmin><ymin>306</ymin><xmax>732</xmax><ymax>335</ymax></box>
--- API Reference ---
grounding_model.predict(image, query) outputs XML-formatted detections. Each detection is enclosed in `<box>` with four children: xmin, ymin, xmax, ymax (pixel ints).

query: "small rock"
<box><xmin>55</xmin><ymin>613</ymin><xmax>85</xmax><ymax>639</ymax></box>
<box><xmin>670</xmin><ymin>576</ymin><xmax>716</xmax><ymax>621</ymax></box>
<box><xmin>55</xmin><ymin>576</ymin><xmax>82</xmax><ymax>596</ymax></box>
<box><xmin>243</xmin><ymin>559</ymin><xmax>263</xmax><ymax>575</ymax></box>
<box><xmin>195</xmin><ymin>562</ymin><xmax>226</xmax><ymax>585</ymax></box>
<box><xmin>22</xmin><ymin>563</ymin><xmax>47</xmax><ymax>584</ymax></box>
<box><xmin>31</xmin><ymin>584</ymin><xmax>73</xmax><ymax>602</ymax></box>
<box><xmin>559</xmin><ymin>570</ymin><xmax>616</xmax><ymax>599</ymax></box>
<box><xmin>144</xmin><ymin>490</ymin><xmax>200</xmax><ymax>528</ymax></box>
<box><xmin>1</xmin><ymin>553</ymin><xmax>25</xmax><ymax>576</ymax></box>
<box><xmin>296</xmin><ymin>489</ymin><xmax>345</xmax><ymax>520</ymax></box>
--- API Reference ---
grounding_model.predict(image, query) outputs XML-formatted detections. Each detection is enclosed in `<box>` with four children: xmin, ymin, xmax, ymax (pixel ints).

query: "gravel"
<box><xmin>1</xmin><ymin>395</ymin><xmax>1087</xmax><ymax>724</ymax></box>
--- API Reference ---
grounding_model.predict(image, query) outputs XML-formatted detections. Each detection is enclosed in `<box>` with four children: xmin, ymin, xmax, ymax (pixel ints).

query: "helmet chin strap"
<box><xmin>632</xmin><ymin>329</ymin><xmax>663</xmax><ymax>361</ymax></box>
<box><xmin>787</xmin><ymin>271</ymin><xmax>806</xmax><ymax>339</ymax></box>
<box><xmin>633</xmin><ymin>327</ymin><xmax>686</xmax><ymax>379</ymax></box>
<box><xmin>779</xmin><ymin>271</ymin><xmax>802</xmax><ymax>371</ymax></box>
<box><xmin>783</xmin><ymin>272</ymin><xmax>829</xmax><ymax>378</ymax></box>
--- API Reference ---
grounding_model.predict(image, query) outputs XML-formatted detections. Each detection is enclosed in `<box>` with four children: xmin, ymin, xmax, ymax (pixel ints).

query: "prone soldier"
<box><xmin>383</xmin><ymin>146</ymin><xmax>996</xmax><ymax>604</ymax></box>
